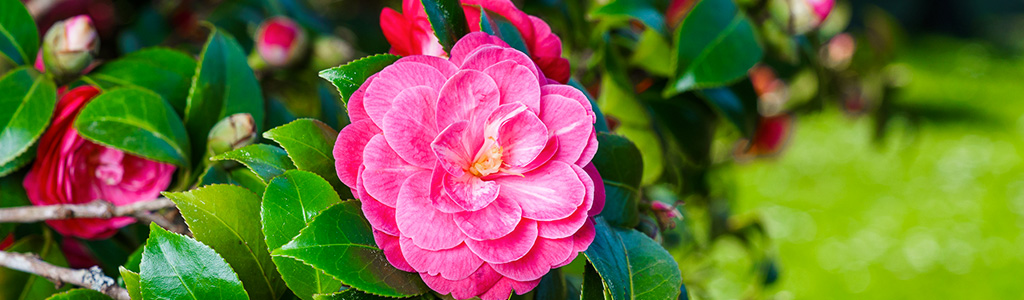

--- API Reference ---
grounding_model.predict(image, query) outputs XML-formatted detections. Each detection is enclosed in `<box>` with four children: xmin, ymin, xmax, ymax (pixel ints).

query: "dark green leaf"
<box><xmin>0</xmin><ymin>171</ymin><xmax>29</xmax><ymax>238</ymax></box>
<box><xmin>85</xmin><ymin>48</ymin><xmax>196</xmax><ymax>114</ymax></box>
<box><xmin>211</xmin><ymin>144</ymin><xmax>295</xmax><ymax>182</ymax></box>
<box><xmin>140</xmin><ymin>223</ymin><xmax>250</xmax><ymax>300</ymax></box>
<box><xmin>591</xmin><ymin>133</ymin><xmax>642</xmax><ymax>228</ymax></box>
<box><xmin>584</xmin><ymin>218</ymin><xmax>682</xmax><ymax>300</ymax></box>
<box><xmin>197</xmin><ymin>164</ymin><xmax>267</xmax><ymax>195</ymax></box>
<box><xmin>0</xmin><ymin>0</ymin><xmax>38</xmax><ymax>65</ymax></box>
<box><xmin>185</xmin><ymin>27</ymin><xmax>265</xmax><ymax>161</ymax></box>
<box><xmin>118</xmin><ymin>267</ymin><xmax>142</xmax><ymax>300</ymax></box>
<box><xmin>0</xmin><ymin>144</ymin><xmax>35</xmax><ymax>177</ymax></box>
<box><xmin>534</xmin><ymin>268</ymin><xmax>566</xmax><ymax>300</ymax></box>
<box><xmin>74</xmin><ymin>87</ymin><xmax>191</xmax><ymax>167</ymax></box>
<box><xmin>597</xmin><ymin>76</ymin><xmax>664</xmax><ymax>185</ymax></box>
<box><xmin>0</xmin><ymin>67</ymin><xmax>56</xmax><ymax>172</ymax></box>
<box><xmin>312</xmin><ymin>289</ymin><xmax>396</xmax><ymax>300</ymax></box>
<box><xmin>318</xmin><ymin>54</ymin><xmax>400</xmax><ymax>106</ymax></box>
<box><xmin>698</xmin><ymin>87</ymin><xmax>757</xmax><ymax>137</ymax></box>
<box><xmin>421</xmin><ymin>0</ymin><xmax>469</xmax><ymax>52</ymax></box>
<box><xmin>43</xmin><ymin>289</ymin><xmax>111</xmax><ymax>300</ymax></box>
<box><xmin>263</xmin><ymin>119</ymin><xmax>349</xmax><ymax>197</ymax></box>
<box><xmin>262</xmin><ymin>170</ymin><xmax>344</xmax><ymax>300</ymax></box>
<box><xmin>123</xmin><ymin>247</ymin><xmax>144</xmax><ymax>273</ymax></box>
<box><xmin>164</xmin><ymin>184</ymin><xmax>285</xmax><ymax>300</ymax></box>
<box><xmin>668</xmin><ymin>0</ymin><xmax>762</xmax><ymax>94</ymax></box>
<box><xmin>273</xmin><ymin>202</ymin><xmax>428</xmax><ymax>297</ymax></box>
<box><xmin>581</xmin><ymin>262</ymin><xmax>607</xmax><ymax>300</ymax></box>
<box><xmin>478</xmin><ymin>8</ymin><xmax>530</xmax><ymax>56</ymax></box>
<box><xmin>591</xmin><ymin>0</ymin><xmax>666</xmax><ymax>36</ymax></box>
<box><xmin>650</xmin><ymin>94</ymin><xmax>716</xmax><ymax>164</ymax></box>
<box><xmin>0</xmin><ymin>231</ymin><xmax>69</xmax><ymax>300</ymax></box>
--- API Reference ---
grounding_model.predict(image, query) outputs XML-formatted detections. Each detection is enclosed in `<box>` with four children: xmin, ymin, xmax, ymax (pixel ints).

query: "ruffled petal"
<box><xmin>465</xmin><ymin>219</ymin><xmax>538</xmax><ymax>264</ymax></box>
<box><xmin>483</xmin><ymin>60</ymin><xmax>541</xmax><ymax>113</ymax></box>
<box><xmin>449</xmin><ymin>32</ymin><xmax>509</xmax><ymax>66</ymax></box>
<box><xmin>361</xmin><ymin>194</ymin><xmax>400</xmax><ymax>235</ymax></box>
<box><xmin>396</xmin><ymin>172</ymin><xmax>466</xmax><ymax>250</ymax></box>
<box><xmin>421</xmin><ymin>264</ymin><xmax>502</xmax><ymax>299</ymax></box>
<box><xmin>460</xmin><ymin>47</ymin><xmax>542</xmax><ymax>84</ymax></box>
<box><xmin>535</xmin><ymin>163</ymin><xmax>593</xmax><ymax>238</ymax></box>
<box><xmin>334</xmin><ymin>120</ymin><xmax>381</xmax><ymax>190</ymax></box>
<box><xmin>364</xmin><ymin>62</ymin><xmax>447</xmax><ymax>127</ymax></box>
<box><xmin>436</xmin><ymin>69</ymin><xmax>501</xmax><ymax>140</ymax></box>
<box><xmin>396</xmin><ymin>55</ymin><xmax>458</xmax><ymax>77</ymax></box>
<box><xmin>479</xmin><ymin>277</ymin><xmax>540</xmax><ymax>300</ymax></box>
<box><xmin>495</xmin><ymin>106</ymin><xmax>548</xmax><ymax>168</ymax></box>
<box><xmin>400</xmin><ymin>238</ymin><xmax>484</xmax><ymax>280</ymax></box>
<box><xmin>539</xmin><ymin>92</ymin><xmax>593</xmax><ymax>164</ymax></box>
<box><xmin>431</xmin><ymin>121</ymin><xmax>472</xmax><ymax>177</ymax></box>
<box><xmin>584</xmin><ymin>163</ymin><xmax>605</xmax><ymax>216</ymax></box>
<box><xmin>362</xmin><ymin>135</ymin><xmax>427</xmax><ymax>206</ymax></box>
<box><xmin>346</xmin><ymin>74</ymin><xmax>376</xmax><ymax>123</ymax></box>
<box><xmin>492</xmin><ymin>236</ymin><xmax>574</xmax><ymax>281</ymax></box>
<box><xmin>373</xmin><ymin>230</ymin><xmax>414</xmax><ymax>272</ymax></box>
<box><xmin>454</xmin><ymin>193</ymin><xmax>522</xmax><ymax>240</ymax></box>
<box><xmin>495</xmin><ymin>161</ymin><xmax>584</xmax><ymax>221</ymax></box>
<box><xmin>383</xmin><ymin>86</ymin><xmax>439</xmax><ymax>168</ymax></box>
<box><xmin>443</xmin><ymin>171</ymin><xmax>500</xmax><ymax>212</ymax></box>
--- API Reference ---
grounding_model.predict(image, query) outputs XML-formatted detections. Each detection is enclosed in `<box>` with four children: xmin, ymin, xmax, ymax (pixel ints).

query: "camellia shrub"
<box><xmin>0</xmin><ymin>0</ymin><xmax>876</xmax><ymax>299</ymax></box>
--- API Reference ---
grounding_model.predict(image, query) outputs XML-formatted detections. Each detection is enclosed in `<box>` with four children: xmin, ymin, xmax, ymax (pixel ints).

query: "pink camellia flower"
<box><xmin>23</xmin><ymin>86</ymin><xmax>176</xmax><ymax>240</ymax></box>
<box><xmin>380</xmin><ymin>0</ymin><xmax>571</xmax><ymax>83</ymax></box>
<box><xmin>255</xmin><ymin>17</ymin><xmax>308</xmax><ymax>67</ymax></box>
<box><xmin>806</xmin><ymin>0</ymin><xmax>834</xmax><ymax>24</ymax></box>
<box><xmin>334</xmin><ymin>32</ymin><xmax>603</xmax><ymax>300</ymax></box>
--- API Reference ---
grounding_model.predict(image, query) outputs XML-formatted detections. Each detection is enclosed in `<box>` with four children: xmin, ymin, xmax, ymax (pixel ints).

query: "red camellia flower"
<box><xmin>22</xmin><ymin>86</ymin><xmax>176</xmax><ymax>240</ymax></box>
<box><xmin>380</xmin><ymin>0</ymin><xmax>571</xmax><ymax>83</ymax></box>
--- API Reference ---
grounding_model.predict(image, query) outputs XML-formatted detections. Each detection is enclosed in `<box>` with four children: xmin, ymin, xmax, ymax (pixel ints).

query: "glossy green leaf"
<box><xmin>262</xmin><ymin>170</ymin><xmax>344</xmax><ymax>300</ymax></box>
<box><xmin>263</xmin><ymin>119</ymin><xmax>348</xmax><ymax>197</ymax></box>
<box><xmin>597</xmin><ymin>76</ymin><xmax>663</xmax><ymax>185</ymax></box>
<box><xmin>698</xmin><ymin>87</ymin><xmax>757</xmax><ymax>138</ymax></box>
<box><xmin>318</xmin><ymin>54</ymin><xmax>400</xmax><ymax>106</ymax></box>
<box><xmin>140</xmin><ymin>223</ymin><xmax>250</xmax><ymax>300</ymax></box>
<box><xmin>0</xmin><ymin>144</ymin><xmax>35</xmax><ymax>177</ymax></box>
<box><xmin>164</xmin><ymin>184</ymin><xmax>284</xmax><ymax>300</ymax></box>
<box><xmin>0</xmin><ymin>231</ymin><xmax>69</xmax><ymax>300</ymax></box>
<box><xmin>631</xmin><ymin>29</ymin><xmax>673</xmax><ymax>77</ymax></box>
<box><xmin>478</xmin><ymin>7</ymin><xmax>530</xmax><ymax>56</ymax></box>
<box><xmin>534</xmin><ymin>268</ymin><xmax>566</xmax><ymax>300</ymax></box>
<box><xmin>584</xmin><ymin>218</ymin><xmax>682</xmax><ymax>300</ymax></box>
<box><xmin>74</xmin><ymin>87</ymin><xmax>191</xmax><ymax>167</ymax></box>
<box><xmin>123</xmin><ymin>247</ymin><xmax>144</xmax><ymax>273</ymax></box>
<box><xmin>273</xmin><ymin>202</ymin><xmax>428</xmax><ymax>297</ymax></box>
<box><xmin>211</xmin><ymin>144</ymin><xmax>295</xmax><ymax>182</ymax></box>
<box><xmin>118</xmin><ymin>267</ymin><xmax>141</xmax><ymax>300</ymax></box>
<box><xmin>312</xmin><ymin>289</ymin><xmax>396</xmax><ymax>300</ymax></box>
<box><xmin>668</xmin><ymin>0</ymin><xmax>762</xmax><ymax>95</ymax></box>
<box><xmin>591</xmin><ymin>133</ymin><xmax>642</xmax><ymax>228</ymax></box>
<box><xmin>0</xmin><ymin>0</ymin><xmax>38</xmax><ymax>65</ymax></box>
<box><xmin>421</xmin><ymin>0</ymin><xmax>469</xmax><ymax>52</ymax></box>
<box><xmin>590</xmin><ymin>0</ymin><xmax>666</xmax><ymax>35</ymax></box>
<box><xmin>43</xmin><ymin>289</ymin><xmax>111</xmax><ymax>300</ymax></box>
<box><xmin>197</xmin><ymin>164</ymin><xmax>268</xmax><ymax>195</ymax></box>
<box><xmin>85</xmin><ymin>48</ymin><xmax>196</xmax><ymax>114</ymax></box>
<box><xmin>581</xmin><ymin>262</ymin><xmax>607</xmax><ymax>300</ymax></box>
<box><xmin>184</xmin><ymin>27</ymin><xmax>265</xmax><ymax>161</ymax></box>
<box><xmin>0</xmin><ymin>67</ymin><xmax>56</xmax><ymax>172</ymax></box>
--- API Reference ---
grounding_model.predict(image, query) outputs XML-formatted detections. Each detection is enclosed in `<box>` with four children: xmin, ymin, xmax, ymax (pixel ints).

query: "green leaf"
<box><xmin>584</xmin><ymin>218</ymin><xmax>682</xmax><ymax>300</ymax></box>
<box><xmin>668</xmin><ymin>0</ymin><xmax>762</xmax><ymax>95</ymax></box>
<box><xmin>262</xmin><ymin>170</ymin><xmax>344</xmax><ymax>300</ymax></box>
<box><xmin>0</xmin><ymin>67</ymin><xmax>56</xmax><ymax>172</ymax></box>
<box><xmin>0</xmin><ymin>144</ymin><xmax>35</xmax><ymax>177</ymax></box>
<box><xmin>0</xmin><ymin>0</ymin><xmax>39</xmax><ymax>65</ymax></box>
<box><xmin>211</xmin><ymin>144</ymin><xmax>295</xmax><ymax>182</ymax></box>
<box><xmin>597</xmin><ymin>76</ymin><xmax>663</xmax><ymax>185</ymax></box>
<box><xmin>312</xmin><ymin>289</ymin><xmax>397</xmax><ymax>300</ymax></box>
<box><xmin>85</xmin><ymin>48</ymin><xmax>197</xmax><ymax>114</ymax></box>
<box><xmin>164</xmin><ymin>184</ymin><xmax>285</xmax><ymax>300</ymax></box>
<box><xmin>123</xmin><ymin>247</ymin><xmax>144</xmax><ymax>273</ymax></box>
<box><xmin>477</xmin><ymin>7</ymin><xmax>530</xmax><ymax>56</ymax></box>
<box><xmin>581</xmin><ymin>262</ymin><xmax>607</xmax><ymax>300</ymax></box>
<box><xmin>185</xmin><ymin>27</ymin><xmax>265</xmax><ymax>162</ymax></box>
<box><xmin>590</xmin><ymin>0</ymin><xmax>666</xmax><ymax>36</ymax></box>
<box><xmin>74</xmin><ymin>87</ymin><xmax>191</xmax><ymax>167</ymax></box>
<box><xmin>263</xmin><ymin>119</ymin><xmax>348</xmax><ymax>197</ymax></box>
<box><xmin>273</xmin><ymin>202</ymin><xmax>428</xmax><ymax>297</ymax></box>
<box><xmin>650</xmin><ymin>94</ymin><xmax>716</xmax><ymax>164</ymax></box>
<box><xmin>420</xmin><ymin>0</ymin><xmax>469</xmax><ymax>52</ymax></box>
<box><xmin>118</xmin><ymin>267</ymin><xmax>142</xmax><ymax>300</ymax></box>
<box><xmin>591</xmin><ymin>133</ymin><xmax>642</xmax><ymax>228</ymax></box>
<box><xmin>318</xmin><ymin>54</ymin><xmax>400</xmax><ymax>106</ymax></box>
<box><xmin>630</xmin><ymin>29</ymin><xmax>673</xmax><ymax>77</ymax></box>
<box><xmin>534</xmin><ymin>268</ymin><xmax>566</xmax><ymax>300</ymax></box>
<box><xmin>44</xmin><ymin>289</ymin><xmax>111</xmax><ymax>300</ymax></box>
<box><xmin>698</xmin><ymin>87</ymin><xmax>757</xmax><ymax>138</ymax></box>
<box><xmin>140</xmin><ymin>223</ymin><xmax>250</xmax><ymax>300</ymax></box>
<box><xmin>0</xmin><ymin>173</ymin><xmax>30</xmax><ymax>238</ymax></box>
<box><xmin>0</xmin><ymin>231</ymin><xmax>69</xmax><ymax>300</ymax></box>
<box><xmin>197</xmin><ymin>164</ymin><xmax>268</xmax><ymax>195</ymax></box>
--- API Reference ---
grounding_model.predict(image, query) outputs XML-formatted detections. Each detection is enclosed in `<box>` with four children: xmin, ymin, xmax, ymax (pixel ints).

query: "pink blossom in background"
<box><xmin>23</xmin><ymin>86</ymin><xmax>176</xmax><ymax>240</ymax></box>
<box><xmin>256</xmin><ymin>17</ymin><xmax>308</xmax><ymax>67</ymax></box>
<box><xmin>807</xmin><ymin>0</ymin><xmax>834</xmax><ymax>24</ymax></box>
<box><xmin>334</xmin><ymin>32</ymin><xmax>603</xmax><ymax>300</ymax></box>
<box><xmin>380</xmin><ymin>0</ymin><xmax>571</xmax><ymax>83</ymax></box>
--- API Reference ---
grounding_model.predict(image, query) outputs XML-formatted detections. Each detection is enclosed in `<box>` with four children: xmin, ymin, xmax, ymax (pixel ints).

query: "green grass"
<box><xmin>729</xmin><ymin>37</ymin><xmax>1024</xmax><ymax>299</ymax></box>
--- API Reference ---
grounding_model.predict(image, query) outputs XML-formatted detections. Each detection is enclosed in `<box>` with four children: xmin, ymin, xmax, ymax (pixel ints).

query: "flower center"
<box><xmin>470</xmin><ymin>138</ymin><xmax>503</xmax><ymax>177</ymax></box>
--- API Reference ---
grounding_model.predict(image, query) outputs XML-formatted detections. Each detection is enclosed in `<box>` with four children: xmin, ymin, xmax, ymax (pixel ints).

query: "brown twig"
<box><xmin>0</xmin><ymin>250</ymin><xmax>130</xmax><ymax>300</ymax></box>
<box><xmin>0</xmin><ymin>198</ymin><xmax>178</xmax><ymax>225</ymax></box>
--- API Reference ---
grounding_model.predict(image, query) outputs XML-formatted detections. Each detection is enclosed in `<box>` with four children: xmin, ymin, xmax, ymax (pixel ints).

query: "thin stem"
<box><xmin>0</xmin><ymin>250</ymin><xmax>130</xmax><ymax>300</ymax></box>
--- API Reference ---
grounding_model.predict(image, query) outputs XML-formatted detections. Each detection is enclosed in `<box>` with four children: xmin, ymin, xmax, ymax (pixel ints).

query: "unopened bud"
<box><xmin>207</xmin><ymin>113</ymin><xmax>256</xmax><ymax>156</ymax></box>
<box><xmin>650</xmin><ymin>201</ymin><xmax>682</xmax><ymax>230</ymax></box>
<box><xmin>311</xmin><ymin>35</ymin><xmax>355</xmax><ymax>70</ymax></box>
<box><xmin>255</xmin><ymin>17</ymin><xmax>307</xmax><ymax>67</ymax></box>
<box><xmin>769</xmin><ymin>0</ymin><xmax>834</xmax><ymax>35</ymax></box>
<box><xmin>42</xmin><ymin>15</ymin><xmax>98</xmax><ymax>81</ymax></box>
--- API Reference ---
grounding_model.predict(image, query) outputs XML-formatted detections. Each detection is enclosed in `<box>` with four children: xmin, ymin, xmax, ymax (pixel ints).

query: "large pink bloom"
<box><xmin>334</xmin><ymin>33</ymin><xmax>603</xmax><ymax>300</ymax></box>
<box><xmin>23</xmin><ymin>86</ymin><xmax>176</xmax><ymax>240</ymax></box>
<box><xmin>380</xmin><ymin>0</ymin><xmax>571</xmax><ymax>83</ymax></box>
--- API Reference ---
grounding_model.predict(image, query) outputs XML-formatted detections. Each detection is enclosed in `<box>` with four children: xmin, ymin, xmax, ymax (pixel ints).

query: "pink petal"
<box><xmin>364</xmin><ymin>61</ymin><xmax>447</xmax><ymax>127</ymax></box>
<box><xmin>400</xmin><ymin>238</ymin><xmax>484</xmax><ymax>281</ymax></box>
<box><xmin>361</xmin><ymin>195</ymin><xmax>400</xmax><ymax>236</ymax></box>
<box><xmin>466</xmin><ymin>219</ymin><xmax>538</xmax><ymax>264</ymax></box>
<box><xmin>460</xmin><ymin>47</ymin><xmax>542</xmax><ymax>84</ymax></box>
<box><xmin>334</xmin><ymin>120</ymin><xmax>381</xmax><ymax>190</ymax></box>
<box><xmin>495</xmin><ymin>107</ymin><xmax>548</xmax><ymax>168</ymax></box>
<box><xmin>436</xmin><ymin>69</ymin><xmax>501</xmax><ymax>139</ymax></box>
<box><xmin>536</xmin><ymin>165</ymin><xmax>592</xmax><ymax>239</ymax></box>
<box><xmin>540</xmin><ymin>85</ymin><xmax>594</xmax><ymax>123</ymax></box>
<box><xmin>449</xmin><ymin>32</ymin><xmax>509</xmax><ymax>66</ymax></box>
<box><xmin>396</xmin><ymin>172</ymin><xmax>466</xmax><ymax>250</ymax></box>
<box><xmin>373</xmin><ymin>230</ymin><xmax>414</xmax><ymax>272</ymax></box>
<box><xmin>383</xmin><ymin>86</ymin><xmax>440</xmax><ymax>168</ymax></box>
<box><xmin>431</xmin><ymin>121</ymin><xmax>472</xmax><ymax>177</ymax></box>
<box><xmin>483</xmin><ymin>60</ymin><xmax>541</xmax><ymax>113</ymax></box>
<box><xmin>346</xmin><ymin>73</ymin><xmax>377</xmax><ymax>123</ymax></box>
<box><xmin>421</xmin><ymin>264</ymin><xmax>503</xmax><ymax>299</ymax></box>
<box><xmin>431</xmin><ymin>166</ymin><xmax>467</xmax><ymax>213</ymax></box>
<box><xmin>495</xmin><ymin>161</ymin><xmax>584</xmax><ymax>221</ymax></box>
<box><xmin>454</xmin><ymin>193</ymin><xmax>522</xmax><ymax>240</ymax></box>
<box><xmin>506</xmin><ymin>135</ymin><xmax>558</xmax><ymax>175</ymax></box>
<box><xmin>539</xmin><ymin>93</ymin><xmax>593</xmax><ymax>164</ymax></box>
<box><xmin>396</xmin><ymin>55</ymin><xmax>458</xmax><ymax>77</ymax></box>
<box><xmin>480</xmin><ymin>277</ymin><xmax>540</xmax><ymax>300</ymax></box>
<box><xmin>492</xmin><ymin>236</ymin><xmax>574</xmax><ymax>281</ymax></box>
<box><xmin>554</xmin><ymin>218</ymin><xmax>596</xmax><ymax>268</ymax></box>
<box><xmin>584</xmin><ymin>163</ymin><xmax>605</xmax><ymax>216</ymax></box>
<box><xmin>443</xmin><ymin>172</ymin><xmax>500</xmax><ymax>212</ymax></box>
<box><xmin>362</xmin><ymin>135</ymin><xmax>427</xmax><ymax>206</ymax></box>
<box><xmin>576</xmin><ymin>129</ymin><xmax>598</xmax><ymax>166</ymax></box>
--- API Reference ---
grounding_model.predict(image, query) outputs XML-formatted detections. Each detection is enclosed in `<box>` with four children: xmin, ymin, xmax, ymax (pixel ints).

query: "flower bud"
<box><xmin>42</xmin><ymin>15</ymin><xmax>98</xmax><ymax>81</ymax></box>
<box><xmin>650</xmin><ymin>201</ymin><xmax>683</xmax><ymax>230</ymax></box>
<box><xmin>206</xmin><ymin>113</ymin><xmax>256</xmax><ymax>157</ymax></box>
<box><xmin>255</xmin><ymin>17</ymin><xmax>307</xmax><ymax>67</ymax></box>
<box><xmin>769</xmin><ymin>0</ymin><xmax>834</xmax><ymax>35</ymax></box>
<box><xmin>311</xmin><ymin>35</ymin><xmax>355</xmax><ymax>70</ymax></box>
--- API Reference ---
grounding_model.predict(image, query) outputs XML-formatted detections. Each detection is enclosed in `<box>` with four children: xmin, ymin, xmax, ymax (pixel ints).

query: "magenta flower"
<box><xmin>334</xmin><ymin>32</ymin><xmax>604</xmax><ymax>300</ymax></box>
<box><xmin>256</xmin><ymin>17</ymin><xmax>308</xmax><ymax>67</ymax></box>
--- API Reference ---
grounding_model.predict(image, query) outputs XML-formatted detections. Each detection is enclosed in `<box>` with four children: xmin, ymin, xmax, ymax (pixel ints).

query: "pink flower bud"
<box><xmin>41</xmin><ymin>15</ymin><xmax>98</xmax><ymax>81</ymax></box>
<box><xmin>807</xmin><ymin>0</ymin><xmax>835</xmax><ymax>24</ymax></box>
<box><xmin>650</xmin><ymin>201</ymin><xmax>682</xmax><ymax>230</ymax></box>
<box><xmin>769</xmin><ymin>0</ymin><xmax>834</xmax><ymax>35</ymax></box>
<box><xmin>255</xmin><ymin>17</ymin><xmax>308</xmax><ymax>67</ymax></box>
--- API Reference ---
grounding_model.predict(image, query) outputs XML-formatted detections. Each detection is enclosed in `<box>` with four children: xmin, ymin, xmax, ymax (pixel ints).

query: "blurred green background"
<box><xmin>687</xmin><ymin>0</ymin><xmax>1024</xmax><ymax>297</ymax></box>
